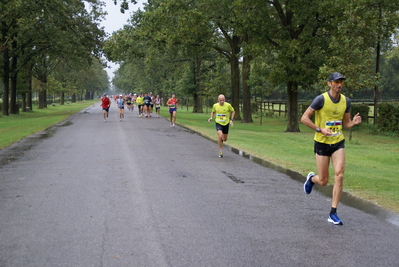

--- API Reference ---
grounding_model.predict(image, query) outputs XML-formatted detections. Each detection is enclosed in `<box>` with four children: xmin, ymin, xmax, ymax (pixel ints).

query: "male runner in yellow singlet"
<box><xmin>208</xmin><ymin>94</ymin><xmax>235</xmax><ymax>158</ymax></box>
<box><xmin>301</xmin><ymin>72</ymin><xmax>362</xmax><ymax>225</ymax></box>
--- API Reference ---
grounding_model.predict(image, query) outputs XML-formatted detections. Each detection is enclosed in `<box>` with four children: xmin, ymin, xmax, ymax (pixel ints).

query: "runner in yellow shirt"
<box><xmin>208</xmin><ymin>94</ymin><xmax>235</xmax><ymax>158</ymax></box>
<box><xmin>136</xmin><ymin>94</ymin><xmax>144</xmax><ymax>117</ymax></box>
<box><xmin>301</xmin><ymin>72</ymin><xmax>362</xmax><ymax>225</ymax></box>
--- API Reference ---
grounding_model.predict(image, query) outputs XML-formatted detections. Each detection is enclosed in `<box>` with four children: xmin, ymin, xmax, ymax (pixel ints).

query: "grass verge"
<box><xmin>0</xmin><ymin>100</ymin><xmax>97</xmax><ymax>149</ymax></box>
<box><xmin>160</xmin><ymin>107</ymin><xmax>399</xmax><ymax>213</ymax></box>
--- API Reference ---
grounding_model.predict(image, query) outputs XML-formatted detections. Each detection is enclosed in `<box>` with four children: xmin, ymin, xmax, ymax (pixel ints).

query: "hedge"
<box><xmin>377</xmin><ymin>102</ymin><xmax>399</xmax><ymax>134</ymax></box>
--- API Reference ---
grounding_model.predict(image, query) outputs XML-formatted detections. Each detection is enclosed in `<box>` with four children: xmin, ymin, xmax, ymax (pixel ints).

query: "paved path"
<box><xmin>0</xmin><ymin>103</ymin><xmax>398</xmax><ymax>267</ymax></box>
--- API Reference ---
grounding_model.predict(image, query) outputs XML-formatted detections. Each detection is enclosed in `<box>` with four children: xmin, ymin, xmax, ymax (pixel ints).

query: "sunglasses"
<box><xmin>332</xmin><ymin>80</ymin><xmax>345</xmax><ymax>84</ymax></box>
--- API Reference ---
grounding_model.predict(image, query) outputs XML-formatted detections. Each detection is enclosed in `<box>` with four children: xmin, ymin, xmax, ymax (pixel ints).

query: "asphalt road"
<box><xmin>1</xmin><ymin>103</ymin><xmax>398</xmax><ymax>267</ymax></box>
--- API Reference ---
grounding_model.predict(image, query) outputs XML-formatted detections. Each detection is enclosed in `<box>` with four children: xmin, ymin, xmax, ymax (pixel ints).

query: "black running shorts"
<box><xmin>314</xmin><ymin>140</ymin><xmax>345</xmax><ymax>157</ymax></box>
<box><xmin>215</xmin><ymin>123</ymin><xmax>229</xmax><ymax>134</ymax></box>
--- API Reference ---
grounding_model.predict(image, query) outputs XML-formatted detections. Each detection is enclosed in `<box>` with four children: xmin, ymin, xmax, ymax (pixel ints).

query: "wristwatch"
<box><xmin>315</xmin><ymin>127</ymin><xmax>321</xmax><ymax>133</ymax></box>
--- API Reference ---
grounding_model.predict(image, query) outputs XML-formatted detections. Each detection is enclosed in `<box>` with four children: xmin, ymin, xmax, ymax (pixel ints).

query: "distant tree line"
<box><xmin>0</xmin><ymin>0</ymin><xmax>109</xmax><ymax>115</ymax></box>
<box><xmin>106</xmin><ymin>0</ymin><xmax>399</xmax><ymax>131</ymax></box>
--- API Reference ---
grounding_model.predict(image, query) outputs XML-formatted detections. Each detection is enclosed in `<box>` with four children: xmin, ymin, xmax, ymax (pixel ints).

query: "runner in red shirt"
<box><xmin>166</xmin><ymin>93</ymin><xmax>178</xmax><ymax>127</ymax></box>
<box><xmin>101</xmin><ymin>94</ymin><xmax>111</xmax><ymax>122</ymax></box>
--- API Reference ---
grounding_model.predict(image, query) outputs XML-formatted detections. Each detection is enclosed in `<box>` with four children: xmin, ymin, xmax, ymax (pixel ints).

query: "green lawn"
<box><xmin>0</xmin><ymin>100</ymin><xmax>97</xmax><ymax>149</ymax></box>
<box><xmin>160</xmin><ymin>107</ymin><xmax>399</xmax><ymax>213</ymax></box>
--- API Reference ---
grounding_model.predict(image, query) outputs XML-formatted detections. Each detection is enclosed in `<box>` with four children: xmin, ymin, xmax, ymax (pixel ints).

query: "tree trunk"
<box><xmin>285</xmin><ymin>81</ymin><xmax>300</xmax><ymax>132</ymax></box>
<box><xmin>38</xmin><ymin>75</ymin><xmax>47</xmax><ymax>109</ymax></box>
<box><xmin>2</xmin><ymin>24</ymin><xmax>10</xmax><ymax>116</ymax></box>
<box><xmin>10</xmin><ymin>46</ymin><xmax>18</xmax><ymax>114</ymax></box>
<box><xmin>230</xmin><ymin>35</ymin><xmax>241</xmax><ymax>121</ymax></box>
<box><xmin>72</xmin><ymin>93</ymin><xmax>76</xmax><ymax>103</ymax></box>
<box><xmin>192</xmin><ymin>55</ymin><xmax>203</xmax><ymax>113</ymax></box>
<box><xmin>10</xmin><ymin>71</ymin><xmax>18</xmax><ymax>114</ymax></box>
<box><xmin>27</xmin><ymin>73</ymin><xmax>33</xmax><ymax>111</ymax></box>
<box><xmin>373</xmin><ymin>40</ymin><xmax>380</xmax><ymax>125</ymax></box>
<box><xmin>259</xmin><ymin>93</ymin><xmax>263</xmax><ymax>126</ymax></box>
<box><xmin>24</xmin><ymin>63</ymin><xmax>33</xmax><ymax>111</ymax></box>
<box><xmin>2</xmin><ymin>55</ymin><xmax>10</xmax><ymax>115</ymax></box>
<box><xmin>39</xmin><ymin>90</ymin><xmax>45</xmax><ymax>109</ymax></box>
<box><xmin>242</xmin><ymin>39</ymin><xmax>253</xmax><ymax>123</ymax></box>
<box><xmin>44</xmin><ymin>89</ymin><xmax>48</xmax><ymax>108</ymax></box>
<box><xmin>373</xmin><ymin>4</ymin><xmax>382</xmax><ymax>125</ymax></box>
<box><xmin>21</xmin><ymin>92</ymin><xmax>27</xmax><ymax>112</ymax></box>
<box><xmin>61</xmin><ymin>91</ymin><xmax>65</xmax><ymax>105</ymax></box>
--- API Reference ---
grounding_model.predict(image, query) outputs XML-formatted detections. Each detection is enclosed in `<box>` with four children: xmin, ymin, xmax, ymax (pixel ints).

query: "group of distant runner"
<box><xmin>100</xmin><ymin>92</ymin><xmax>178</xmax><ymax>125</ymax></box>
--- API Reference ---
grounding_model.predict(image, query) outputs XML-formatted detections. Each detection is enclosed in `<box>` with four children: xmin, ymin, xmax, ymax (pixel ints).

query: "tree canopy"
<box><xmin>105</xmin><ymin>0</ymin><xmax>399</xmax><ymax>129</ymax></box>
<box><xmin>1</xmin><ymin>0</ymin><xmax>108</xmax><ymax>115</ymax></box>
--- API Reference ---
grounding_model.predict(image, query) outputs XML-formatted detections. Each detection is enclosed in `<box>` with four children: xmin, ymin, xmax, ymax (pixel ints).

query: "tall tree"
<box><xmin>254</xmin><ymin>0</ymin><xmax>343</xmax><ymax>132</ymax></box>
<box><xmin>320</xmin><ymin>0</ymin><xmax>399</xmax><ymax>125</ymax></box>
<box><xmin>132</xmin><ymin>0</ymin><xmax>212</xmax><ymax>113</ymax></box>
<box><xmin>356</xmin><ymin>0</ymin><xmax>399</xmax><ymax>124</ymax></box>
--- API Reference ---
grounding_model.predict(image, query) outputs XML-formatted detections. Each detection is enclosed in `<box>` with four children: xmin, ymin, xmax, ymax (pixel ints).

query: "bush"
<box><xmin>377</xmin><ymin>102</ymin><xmax>399</xmax><ymax>134</ymax></box>
<box><xmin>262</xmin><ymin>110</ymin><xmax>274</xmax><ymax>117</ymax></box>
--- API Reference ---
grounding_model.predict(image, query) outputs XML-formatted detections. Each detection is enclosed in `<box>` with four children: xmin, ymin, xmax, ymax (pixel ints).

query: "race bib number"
<box><xmin>156</xmin><ymin>104</ymin><xmax>160</xmax><ymax>107</ymax></box>
<box><xmin>325</xmin><ymin>120</ymin><xmax>342</xmax><ymax>137</ymax></box>
<box><xmin>169</xmin><ymin>105</ymin><xmax>175</xmax><ymax>108</ymax></box>
<box><xmin>216</xmin><ymin>114</ymin><xmax>227</xmax><ymax>122</ymax></box>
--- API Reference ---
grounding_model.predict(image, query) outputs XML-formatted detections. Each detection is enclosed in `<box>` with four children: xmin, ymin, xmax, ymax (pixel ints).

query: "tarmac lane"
<box><xmin>0</xmin><ymin>102</ymin><xmax>399</xmax><ymax>267</ymax></box>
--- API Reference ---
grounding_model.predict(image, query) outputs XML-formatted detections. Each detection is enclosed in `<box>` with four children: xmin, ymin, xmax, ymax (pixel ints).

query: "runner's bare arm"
<box><xmin>230</xmin><ymin>110</ymin><xmax>235</xmax><ymax>126</ymax></box>
<box><xmin>208</xmin><ymin>111</ymin><xmax>214</xmax><ymax>122</ymax></box>
<box><xmin>301</xmin><ymin>107</ymin><xmax>317</xmax><ymax>130</ymax></box>
<box><xmin>343</xmin><ymin>112</ymin><xmax>362</xmax><ymax>129</ymax></box>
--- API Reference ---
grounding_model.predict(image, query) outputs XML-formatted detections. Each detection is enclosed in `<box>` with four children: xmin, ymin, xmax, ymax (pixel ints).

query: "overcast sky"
<box><xmin>100</xmin><ymin>0</ymin><xmax>145</xmax><ymax>82</ymax></box>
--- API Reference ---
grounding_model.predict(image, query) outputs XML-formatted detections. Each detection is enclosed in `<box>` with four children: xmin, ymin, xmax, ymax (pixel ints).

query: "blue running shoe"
<box><xmin>303</xmin><ymin>172</ymin><xmax>315</xmax><ymax>194</ymax></box>
<box><xmin>328</xmin><ymin>213</ymin><xmax>343</xmax><ymax>225</ymax></box>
